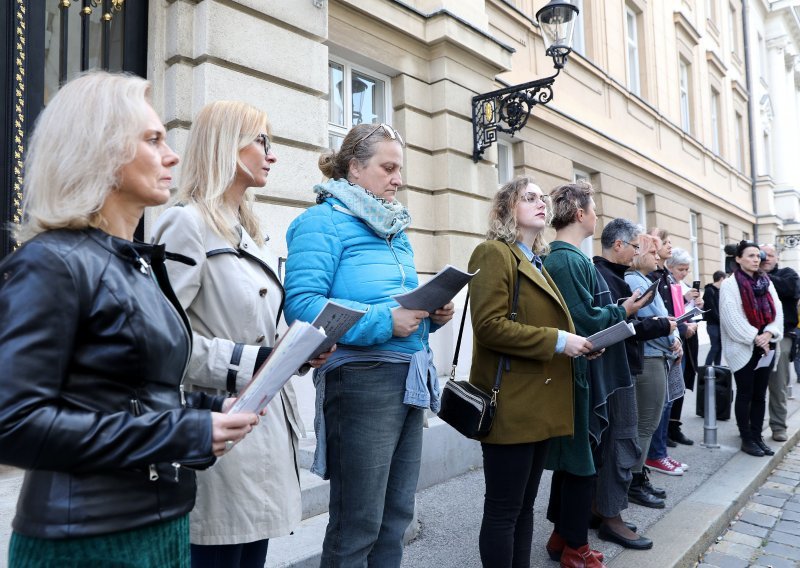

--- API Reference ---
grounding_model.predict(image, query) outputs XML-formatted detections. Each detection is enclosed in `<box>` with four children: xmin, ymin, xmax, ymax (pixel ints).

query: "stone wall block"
<box><xmin>192</xmin><ymin>63</ymin><xmax>328</xmax><ymax>149</ymax></box>
<box><xmin>405</xmin><ymin>149</ymin><xmax>435</xmax><ymax>191</ymax></box>
<box><xmin>254</xmin><ymin>145</ymin><xmax>326</xmax><ymax>204</ymax></box>
<box><xmin>395</xmin><ymin>108</ymin><xmax>435</xmax><ymax>154</ymax></box>
<box><xmin>229</xmin><ymin>0</ymin><xmax>328</xmax><ymax>40</ymax></box>
<box><xmin>393</xmin><ymin>74</ymin><xmax>433</xmax><ymax>115</ymax></box>
<box><xmin>519</xmin><ymin>143</ymin><xmax>573</xmax><ymax>183</ymax></box>
<box><xmin>165</xmin><ymin>1</ymin><xmax>194</xmax><ymax>60</ymax></box>
<box><xmin>163</xmin><ymin>62</ymin><xmax>194</xmax><ymax>124</ymax></box>
<box><xmin>430</xmin><ymin>112</ymin><xmax>473</xmax><ymax>155</ymax></box>
<box><xmin>196</xmin><ymin>1</ymin><xmax>328</xmax><ymax>94</ymax></box>
<box><xmin>595</xmin><ymin>173</ymin><xmax>637</xmax><ymax>204</ymax></box>
<box><xmin>431</xmin><ymin>80</ymin><xmax>473</xmax><ymax>118</ymax></box>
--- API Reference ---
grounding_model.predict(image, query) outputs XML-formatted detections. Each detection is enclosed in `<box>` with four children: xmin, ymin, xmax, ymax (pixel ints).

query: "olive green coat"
<box><xmin>468</xmin><ymin>240</ymin><xmax>575</xmax><ymax>445</ymax></box>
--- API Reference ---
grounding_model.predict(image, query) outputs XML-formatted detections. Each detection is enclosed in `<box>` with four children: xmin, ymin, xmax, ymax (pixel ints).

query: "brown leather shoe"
<box><xmin>559</xmin><ymin>543</ymin><xmax>606</xmax><ymax>568</ymax></box>
<box><xmin>547</xmin><ymin>532</ymin><xmax>604</xmax><ymax>563</ymax></box>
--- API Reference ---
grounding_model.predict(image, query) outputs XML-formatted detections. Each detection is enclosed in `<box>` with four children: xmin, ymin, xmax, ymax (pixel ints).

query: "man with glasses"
<box><xmin>591</xmin><ymin>218</ymin><xmax>674</xmax><ymax>548</ymax></box>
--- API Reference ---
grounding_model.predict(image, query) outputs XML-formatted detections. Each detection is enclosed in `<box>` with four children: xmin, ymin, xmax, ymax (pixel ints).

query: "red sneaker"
<box><xmin>667</xmin><ymin>456</ymin><xmax>689</xmax><ymax>471</ymax></box>
<box><xmin>645</xmin><ymin>457</ymin><xmax>684</xmax><ymax>476</ymax></box>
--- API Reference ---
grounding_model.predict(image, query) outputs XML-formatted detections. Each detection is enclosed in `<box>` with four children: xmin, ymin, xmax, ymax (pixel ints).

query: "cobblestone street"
<box><xmin>700</xmin><ymin>443</ymin><xmax>800</xmax><ymax>568</ymax></box>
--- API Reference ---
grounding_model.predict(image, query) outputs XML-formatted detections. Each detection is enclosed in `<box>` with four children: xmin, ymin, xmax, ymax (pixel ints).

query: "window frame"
<box><xmin>679</xmin><ymin>59</ymin><xmax>692</xmax><ymax>134</ymax></box>
<box><xmin>710</xmin><ymin>88</ymin><xmax>721</xmax><ymax>155</ymax></box>
<box><xmin>327</xmin><ymin>56</ymin><xmax>393</xmax><ymax>150</ymax></box>
<box><xmin>625</xmin><ymin>6</ymin><xmax>641</xmax><ymax>96</ymax></box>
<box><xmin>689</xmin><ymin>211</ymin><xmax>700</xmax><ymax>278</ymax></box>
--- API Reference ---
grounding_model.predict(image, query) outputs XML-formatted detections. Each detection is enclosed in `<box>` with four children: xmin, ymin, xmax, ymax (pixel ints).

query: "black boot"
<box><xmin>628</xmin><ymin>472</ymin><xmax>665</xmax><ymax>508</ymax></box>
<box><xmin>668</xmin><ymin>420</ymin><xmax>694</xmax><ymax>446</ymax></box>
<box><xmin>641</xmin><ymin>467</ymin><xmax>667</xmax><ymax>499</ymax></box>
<box><xmin>755</xmin><ymin>436</ymin><xmax>775</xmax><ymax>456</ymax></box>
<box><xmin>741</xmin><ymin>435</ymin><xmax>765</xmax><ymax>457</ymax></box>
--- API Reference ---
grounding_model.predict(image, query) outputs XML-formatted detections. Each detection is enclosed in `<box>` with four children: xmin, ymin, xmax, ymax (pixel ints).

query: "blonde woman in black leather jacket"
<box><xmin>0</xmin><ymin>72</ymin><xmax>258</xmax><ymax>568</ymax></box>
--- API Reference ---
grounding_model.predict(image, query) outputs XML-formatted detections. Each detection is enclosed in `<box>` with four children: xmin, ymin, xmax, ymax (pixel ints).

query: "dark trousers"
<box><xmin>734</xmin><ymin>348</ymin><xmax>774</xmax><ymax>439</ymax></box>
<box><xmin>479</xmin><ymin>440</ymin><xmax>549</xmax><ymax>568</ymax></box>
<box><xmin>546</xmin><ymin>470</ymin><xmax>595</xmax><ymax>550</ymax></box>
<box><xmin>705</xmin><ymin>324</ymin><xmax>722</xmax><ymax>366</ymax></box>
<box><xmin>191</xmin><ymin>540</ymin><xmax>269</xmax><ymax>568</ymax></box>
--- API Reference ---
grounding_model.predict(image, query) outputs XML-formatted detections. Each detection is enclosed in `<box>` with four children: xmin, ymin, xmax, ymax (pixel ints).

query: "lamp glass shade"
<box><xmin>535</xmin><ymin>1</ymin><xmax>579</xmax><ymax>53</ymax></box>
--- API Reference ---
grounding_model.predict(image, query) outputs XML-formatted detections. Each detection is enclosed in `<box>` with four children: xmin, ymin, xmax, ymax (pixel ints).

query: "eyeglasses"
<box><xmin>520</xmin><ymin>192</ymin><xmax>551</xmax><ymax>205</ymax></box>
<box><xmin>622</xmin><ymin>240</ymin><xmax>640</xmax><ymax>252</ymax></box>
<box><xmin>353</xmin><ymin>123</ymin><xmax>405</xmax><ymax>151</ymax></box>
<box><xmin>255</xmin><ymin>133</ymin><xmax>271</xmax><ymax>157</ymax></box>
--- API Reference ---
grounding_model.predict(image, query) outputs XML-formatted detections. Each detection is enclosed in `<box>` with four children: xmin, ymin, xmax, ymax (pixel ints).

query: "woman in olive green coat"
<box><xmin>468</xmin><ymin>176</ymin><xmax>593</xmax><ymax>568</ymax></box>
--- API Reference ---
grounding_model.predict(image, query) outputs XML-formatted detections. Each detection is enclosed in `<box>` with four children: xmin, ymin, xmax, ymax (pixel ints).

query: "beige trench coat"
<box><xmin>153</xmin><ymin>204</ymin><xmax>304</xmax><ymax>545</ymax></box>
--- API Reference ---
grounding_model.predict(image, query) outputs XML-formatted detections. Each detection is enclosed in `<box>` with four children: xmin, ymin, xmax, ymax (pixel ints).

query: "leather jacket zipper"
<box><xmin>130</xmin><ymin>397</ymin><xmax>159</xmax><ymax>481</ymax></box>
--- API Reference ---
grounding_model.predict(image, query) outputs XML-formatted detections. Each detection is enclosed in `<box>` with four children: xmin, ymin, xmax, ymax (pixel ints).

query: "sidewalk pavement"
<box><xmin>401</xmin><ymin>374</ymin><xmax>800</xmax><ymax>568</ymax></box>
<box><xmin>698</xmin><ymin>443</ymin><xmax>800</xmax><ymax>568</ymax></box>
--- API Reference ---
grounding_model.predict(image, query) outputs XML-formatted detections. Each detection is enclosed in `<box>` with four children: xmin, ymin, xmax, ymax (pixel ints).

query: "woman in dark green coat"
<box><xmin>542</xmin><ymin>181</ymin><xmax>647</xmax><ymax>567</ymax></box>
<box><xmin>468</xmin><ymin>177</ymin><xmax>594</xmax><ymax>568</ymax></box>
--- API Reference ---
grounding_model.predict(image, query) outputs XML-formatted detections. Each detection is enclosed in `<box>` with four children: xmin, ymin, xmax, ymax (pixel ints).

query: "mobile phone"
<box><xmin>692</xmin><ymin>280</ymin><xmax>700</xmax><ymax>290</ymax></box>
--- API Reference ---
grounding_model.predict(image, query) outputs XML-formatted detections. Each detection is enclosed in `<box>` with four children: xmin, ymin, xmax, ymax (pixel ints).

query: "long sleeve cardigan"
<box><xmin>719</xmin><ymin>274</ymin><xmax>783</xmax><ymax>372</ymax></box>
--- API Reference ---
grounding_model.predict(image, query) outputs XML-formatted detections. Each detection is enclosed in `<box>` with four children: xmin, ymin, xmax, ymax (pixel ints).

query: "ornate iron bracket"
<box><xmin>471</xmin><ymin>68</ymin><xmax>561</xmax><ymax>163</ymax></box>
<box><xmin>777</xmin><ymin>234</ymin><xmax>800</xmax><ymax>250</ymax></box>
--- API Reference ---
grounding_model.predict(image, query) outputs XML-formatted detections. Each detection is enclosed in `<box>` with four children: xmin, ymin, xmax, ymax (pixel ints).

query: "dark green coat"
<box><xmin>543</xmin><ymin>241</ymin><xmax>626</xmax><ymax>476</ymax></box>
<box><xmin>467</xmin><ymin>240</ymin><xmax>575</xmax><ymax>445</ymax></box>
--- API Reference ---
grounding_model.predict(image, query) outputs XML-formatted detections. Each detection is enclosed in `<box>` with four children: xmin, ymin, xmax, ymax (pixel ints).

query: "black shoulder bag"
<box><xmin>438</xmin><ymin>266</ymin><xmax>521</xmax><ymax>439</ymax></box>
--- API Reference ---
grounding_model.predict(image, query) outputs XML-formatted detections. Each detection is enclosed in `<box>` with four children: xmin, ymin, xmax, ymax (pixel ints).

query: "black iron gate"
<box><xmin>0</xmin><ymin>0</ymin><xmax>148</xmax><ymax>259</ymax></box>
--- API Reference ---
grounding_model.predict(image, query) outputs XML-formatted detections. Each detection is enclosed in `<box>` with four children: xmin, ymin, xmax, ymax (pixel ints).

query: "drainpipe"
<box><xmin>742</xmin><ymin>0</ymin><xmax>759</xmax><ymax>242</ymax></box>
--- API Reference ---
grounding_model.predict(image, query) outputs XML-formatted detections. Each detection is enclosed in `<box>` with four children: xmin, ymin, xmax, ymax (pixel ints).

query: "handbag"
<box><xmin>438</xmin><ymin>265</ymin><xmax>521</xmax><ymax>439</ymax></box>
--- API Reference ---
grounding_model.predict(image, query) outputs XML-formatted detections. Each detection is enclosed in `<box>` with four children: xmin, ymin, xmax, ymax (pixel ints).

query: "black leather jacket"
<box><xmin>0</xmin><ymin>229</ymin><xmax>223</xmax><ymax>539</ymax></box>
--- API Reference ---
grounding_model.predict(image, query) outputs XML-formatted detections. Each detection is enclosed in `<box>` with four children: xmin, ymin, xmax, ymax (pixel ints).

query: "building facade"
<box><xmin>5</xmin><ymin>0</ymin><xmax>800</xmax><ymax>347</ymax></box>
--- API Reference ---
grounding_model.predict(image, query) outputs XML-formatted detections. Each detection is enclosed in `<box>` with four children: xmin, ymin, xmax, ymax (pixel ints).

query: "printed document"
<box><xmin>392</xmin><ymin>265</ymin><xmax>478</xmax><ymax>313</ymax></box>
<box><xmin>586</xmin><ymin>320</ymin><xmax>636</xmax><ymax>352</ymax></box>
<box><xmin>227</xmin><ymin>321</ymin><xmax>327</xmax><ymax>415</ymax></box>
<box><xmin>310</xmin><ymin>300</ymin><xmax>367</xmax><ymax>356</ymax></box>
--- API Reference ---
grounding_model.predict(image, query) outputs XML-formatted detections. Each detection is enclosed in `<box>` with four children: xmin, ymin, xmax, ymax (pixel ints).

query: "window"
<box><xmin>625</xmin><ymin>7</ymin><xmax>641</xmax><ymax>96</ymax></box>
<box><xmin>689</xmin><ymin>212</ymin><xmax>700</xmax><ymax>277</ymax></box>
<box><xmin>734</xmin><ymin>111</ymin><xmax>744</xmax><ymax>171</ymax></box>
<box><xmin>710</xmin><ymin>89</ymin><xmax>721</xmax><ymax>155</ymax></box>
<box><xmin>328</xmin><ymin>58</ymin><xmax>390</xmax><ymax>150</ymax></box>
<box><xmin>758</xmin><ymin>33</ymin><xmax>767</xmax><ymax>81</ymax></box>
<box><xmin>572</xmin><ymin>0</ymin><xmax>585</xmax><ymax>54</ymax></box>
<box><xmin>719</xmin><ymin>222</ymin><xmax>727</xmax><ymax>269</ymax></box>
<box><xmin>728</xmin><ymin>3</ymin><xmax>739</xmax><ymax>57</ymax></box>
<box><xmin>574</xmin><ymin>169</ymin><xmax>594</xmax><ymax>258</ymax></box>
<box><xmin>679</xmin><ymin>59</ymin><xmax>692</xmax><ymax>133</ymax></box>
<box><xmin>762</xmin><ymin>131</ymin><xmax>772</xmax><ymax>176</ymax></box>
<box><xmin>636</xmin><ymin>192</ymin><xmax>647</xmax><ymax>227</ymax></box>
<box><xmin>496</xmin><ymin>140</ymin><xmax>514</xmax><ymax>185</ymax></box>
<box><xmin>706</xmin><ymin>0</ymin><xmax>717</xmax><ymax>23</ymax></box>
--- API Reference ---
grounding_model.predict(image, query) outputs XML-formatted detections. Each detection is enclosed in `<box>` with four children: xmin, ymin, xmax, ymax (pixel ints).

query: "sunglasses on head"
<box><xmin>353</xmin><ymin>123</ymin><xmax>405</xmax><ymax>150</ymax></box>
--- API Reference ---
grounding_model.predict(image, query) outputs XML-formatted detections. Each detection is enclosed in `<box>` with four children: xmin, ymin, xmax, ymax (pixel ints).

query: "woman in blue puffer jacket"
<box><xmin>284</xmin><ymin>123</ymin><xmax>454</xmax><ymax>567</ymax></box>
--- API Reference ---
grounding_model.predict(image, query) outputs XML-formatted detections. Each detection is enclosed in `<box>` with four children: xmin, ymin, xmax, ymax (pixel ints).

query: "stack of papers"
<box><xmin>586</xmin><ymin>320</ymin><xmax>636</xmax><ymax>352</ymax></box>
<box><xmin>227</xmin><ymin>321</ymin><xmax>327</xmax><ymax>415</ymax></box>
<box><xmin>309</xmin><ymin>300</ymin><xmax>367</xmax><ymax>357</ymax></box>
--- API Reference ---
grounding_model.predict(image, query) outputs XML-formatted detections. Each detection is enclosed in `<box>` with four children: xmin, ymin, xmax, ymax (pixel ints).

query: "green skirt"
<box><xmin>8</xmin><ymin>514</ymin><xmax>190</xmax><ymax>568</ymax></box>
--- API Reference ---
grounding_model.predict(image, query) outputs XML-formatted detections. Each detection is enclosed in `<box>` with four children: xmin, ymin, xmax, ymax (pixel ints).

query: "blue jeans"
<box><xmin>705</xmin><ymin>324</ymin><xmax>722</xmax><ymax>366</ymax></box>
<box><xmin>320</xmin><ymin>360</ymin><xmax>424</xmax><ymax>568</ymax></box>
<box><xmin>648</xmin><ymin>400</ymin><xmax>672</xmax><ymax>460</ymax></box>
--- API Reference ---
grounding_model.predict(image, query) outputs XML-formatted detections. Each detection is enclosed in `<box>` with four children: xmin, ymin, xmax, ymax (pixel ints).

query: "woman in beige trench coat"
<box><xmin>153</xmin><ymin>101</ymin><xmax>308</xmax><ymax>568</ymax></box>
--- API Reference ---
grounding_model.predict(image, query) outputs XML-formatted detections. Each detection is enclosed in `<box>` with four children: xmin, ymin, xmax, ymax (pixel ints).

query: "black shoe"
<box><xmin>668</xmin><ymin>420</ymin><xmax>695</xmax><ymax>445</ymax></box>
<box><xmin>755</xmin><ymin>437</ymin><xmax>775</xmax><ymax>456</ymax></box>
<box><xmin>589</xmin><ymin>514</ymin><xmax>637</xmax><ymax>532</ymax></box>
<box><xmin>628</xmin><ymin>473</ymin><xmax>666</xmax><ymax>509</ymax></box>
<box><xmin>641</xmin><ymin>467</ymin><xmax>667</xmax><ymax>499</ymax></box>
<box><xmin>597</xmin><ymin>524</ymin><xmax>653</xmax><ymax>550</ymax></box>
<box><xmin>666</xmin><ymin>437</ymin><xmax>678</xmax><ymax>448</ymax></box>
<box><xmin>741</xmin><ymin>438</ymin><xmax>765</xmax><ymax>457</ymax></box>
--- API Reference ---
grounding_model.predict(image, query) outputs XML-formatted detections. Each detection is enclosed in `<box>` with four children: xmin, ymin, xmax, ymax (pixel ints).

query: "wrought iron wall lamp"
<box><xmin>471</xmin><ymin>0</ymin><xmax>580</xmax><ymax>162</ymax></box>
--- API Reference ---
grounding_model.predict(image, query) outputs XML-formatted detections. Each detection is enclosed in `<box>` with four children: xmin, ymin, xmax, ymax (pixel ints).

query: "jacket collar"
<box><xmin>509</xmin><ymin>243</ymin><xmax>563</xmax><ymax>305</ymax></box>
<box><xmin>593</xmin><ymin>255</ymin><xmax>628</xmax><ymax>278</ymax></box>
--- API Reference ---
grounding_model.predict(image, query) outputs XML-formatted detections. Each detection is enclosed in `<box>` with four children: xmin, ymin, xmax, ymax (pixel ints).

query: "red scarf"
<box><xmin>734</xmin><ymin>268</ymin><xmax>776</xmax><ymax>330</ymax></box>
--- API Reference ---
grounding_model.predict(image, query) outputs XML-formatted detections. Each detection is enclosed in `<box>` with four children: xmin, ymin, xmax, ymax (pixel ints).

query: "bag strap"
<box><xmin>450</xmin><ymin>262</ymin><xmax>523</xmax><ymax>400</ymax></box>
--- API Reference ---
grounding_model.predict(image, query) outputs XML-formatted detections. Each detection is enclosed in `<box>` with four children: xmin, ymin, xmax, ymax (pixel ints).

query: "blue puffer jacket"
<box><xmin>284</xmin><ymin>197</ymin><xmax>433</xmax><ymax>354</ymax></box>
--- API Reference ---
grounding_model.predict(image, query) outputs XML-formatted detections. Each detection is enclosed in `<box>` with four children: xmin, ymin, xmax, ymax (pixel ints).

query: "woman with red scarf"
<box><xmin>720</xmin><ymin>241</ymin><xmax>783</xmax><ymax>457</ymax></box>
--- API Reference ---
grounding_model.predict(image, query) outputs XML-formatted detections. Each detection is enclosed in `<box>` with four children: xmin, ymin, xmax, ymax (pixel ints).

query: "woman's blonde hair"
<box><xmin>15</xmin><ymin>71</ymin><xmax>152</xmax><ymax>243</ymax></box>
<box><xmin>175</xmin><ymin>100</ymin><xmax>269</xmax><ymax>246</ymax></box>
<box><xmin>630</xmin><ymin>233</ymin><xmax>660</xmax><ymax>272</ymax></box>
<box><xmin>487</xmin><ymin>176</ymin><xmax>550</xmax><ymax>254</ymax></box>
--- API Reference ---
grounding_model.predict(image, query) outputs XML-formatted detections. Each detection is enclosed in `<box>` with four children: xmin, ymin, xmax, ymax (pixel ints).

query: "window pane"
<box><xmin>329</xmin><ymin>62</ymin><xmax>345</xmax><ymax>126</ymax></box>
<box><xmin>352</xmin><ymin>72</ymin><xmax>385</xmax><ymax>126</ymax></box>
<box><xmin>328</xmin><ymin>133</ymin><xmax>344</xmax><ymax>152</ymax></box>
